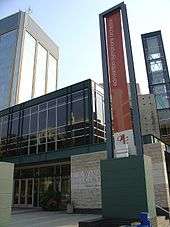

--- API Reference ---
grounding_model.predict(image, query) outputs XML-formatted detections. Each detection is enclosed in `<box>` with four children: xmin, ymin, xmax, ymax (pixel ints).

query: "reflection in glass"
<box><xmin>57</xmin><ymin>105</ymin><xmax>66</xmax><ymax>127</ymax></box>
<box><xmin>72</xmin><ymin>99</ymin><xmax>84</xmax><ymax>124</ymax></box>
<box><xmin>155</xmin><ymin>95</ymin><xmax>169</xmax><ymax>109</ymax></box>
<box><xmin>38</xmin><ymin>111</ymin><xmax>47</xmax><ymax>131</ymax></box>
<box><xmin>150</xmin><ymin>60</ymin><xmax>163</xmax><ymax>72</ymax></box>
<box><xmin>34</xmin><ymin>44</ymin><xmax>47</xmax><ymax>98</ymax></box>
<box><xmin>151</xmin><ymin>71</ymin><xmax>165</xmax><ymax>85</ymax></box>
<box><xmin>48</xmin><ymin>108</ymin><xmax>56</xmax><ymax>128</ymax></box>
<box><xmin>30</xmin><ymin>113</ymin><xmax>38</xmax><ymax>133</ymax></box>
<box><xmin>11</xmin><ymin>118</ymin><xmax>19</xmax><ymax>137</ymax></box>
<box><xmin>22</xmin><ymin>115</ymin><xmax>30</xmax><ymax>135</ymax></box>
<box><xmin>147</xmin><ymin>37</ymin><xmax>159</xmax><ymax>54</ymax></box>
<box><xmin>96</xmin><ymin>93</ymin><xmax>104</xmax><ymax>124</ymax></box>
<box><xmin>18</xmin><ymin>32</ymin><xmax>36</xmax><ymax>103</ymax></box>
<box><xmin>47</xmin><ymin>54</ymin><xmax>57</xmax><ymax>93</ymax></box>
<box><xmin>153</xmin><ymin>85</ymin><xmax>167</xmax><ymax>94</ymax></box>
<box><xmin>0</xmin><ymin>30</ymin><xmax>17</xmax><ymax>109</ymax></box>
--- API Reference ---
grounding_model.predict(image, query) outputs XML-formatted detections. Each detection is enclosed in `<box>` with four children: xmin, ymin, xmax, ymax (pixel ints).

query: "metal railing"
<box><xmin>156</xmin><ymin>204</ymin><xmax>170</xmax><ymax>217</ymax></box>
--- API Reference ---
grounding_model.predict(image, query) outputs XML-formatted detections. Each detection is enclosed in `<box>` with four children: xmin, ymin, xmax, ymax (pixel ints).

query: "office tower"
<box><xmin>142</xmin><ymin>31</ymin><xmax>170</xmax><ymax>144</ymax></box>
<box><xmin>0</xmin><ymin>11</ymin><xmax>59</xmax><ymax>110</ymax></box>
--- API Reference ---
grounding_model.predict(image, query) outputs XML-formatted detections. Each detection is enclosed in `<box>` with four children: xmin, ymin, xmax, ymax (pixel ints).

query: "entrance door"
<box><xmin>13</xmin><ymin>179</ymin><xmax>34</xmax><ymax>207</ymax></box>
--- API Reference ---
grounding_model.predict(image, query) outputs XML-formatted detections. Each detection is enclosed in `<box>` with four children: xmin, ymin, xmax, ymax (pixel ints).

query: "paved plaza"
<box><xmin>9</xmin><ymin>209</ymin><xmax>101</xmax><ymax>227</ymax></box>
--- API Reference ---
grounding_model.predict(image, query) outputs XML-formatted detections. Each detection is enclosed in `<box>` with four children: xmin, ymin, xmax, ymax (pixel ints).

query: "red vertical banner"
<box><xmin>106</xmin><ymin>11</ymin><xmax>132</xmax><ymax>133</ymax></box>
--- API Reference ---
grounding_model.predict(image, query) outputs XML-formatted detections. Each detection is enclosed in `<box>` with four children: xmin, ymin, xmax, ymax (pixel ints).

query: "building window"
<box><xmin>18</xmin><ymin>32</ymin><xmax>36</xmax><ymax>103</ymax></box>
<box><xmin>96</xmin><ymin>92</ymin><xmax>104</xmax><ymax>124</ymax></box>
<box><xmin>47</xmin><ymin>54</ymin><xmax>57</xmax><ymax>93</ymax></box>
<box><xmin>146</xmin><ymin>36</ymin><xmax>159</xmax><ymax>54</ymax></box>
<box><xmin>34</xmin><ymin>43</ymin><xmax>47</xmax><ymax>98</ymax></box>
<box><xmin>150</xmin><ymin>60</ymin><xmax>163</xmax><ymax>72</ymax></box>
<box><xmin>72</xmin><ymin>99</ymin><xmax>84</xmax><ymax>124</ymax></box>
<box><xmin>155</xmin><ymin>95</ymin><xmax>169</xmax><ymax>109</ymax></box>
<box><xmin>0</xmin><ymin>30</ymin><xmax>17</xmax><ymax>109</ymax></box>
<box><xmin>0</xmin><ymin>83</ymin><xmax>106</xmax><ymax>157</ymax></box>
<box><xmin>57</xmin><ymin>104</ymin><xmax>66</xmax><ymax>127</ymax></box>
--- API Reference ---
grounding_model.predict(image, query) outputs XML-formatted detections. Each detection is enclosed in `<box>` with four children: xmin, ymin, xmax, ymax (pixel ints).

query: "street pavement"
<box><xmin>9</xmin><ymin>210</ymin><xmax>101</xmax><ymax>227</ymax></box>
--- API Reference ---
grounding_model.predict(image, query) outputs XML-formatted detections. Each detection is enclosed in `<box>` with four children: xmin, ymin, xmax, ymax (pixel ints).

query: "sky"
<box><xmin>1</xmin><ymin>0</ymin><xmax>170</xmax><ymax>94</ymax></box>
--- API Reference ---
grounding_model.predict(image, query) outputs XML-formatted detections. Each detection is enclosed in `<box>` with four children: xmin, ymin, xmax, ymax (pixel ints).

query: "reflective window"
<box><xmin>1</xmin><ymin>116</ymin><xmax>8</xmax><ymax>140</ymax></box>
<box><xmin>38</xmin><ymin>111</ymin><xmax>47</xmax><ymax>131</ymax></box>
<box><xmin>148</xmin><ymin>53</ymin><xmax>160</xmax><ymax>60</ymax></box>
<box><xmin>72</xmin><ymin>99</ymin><xmax>84</xmax><ymax>124</ymax></box>
<box><xmin>22</xmin><ymin>115</ymin><xmax>30</xmax><ymax>135</ymax></box>
<box><xmin>0</xmin><ymin>83</ymin><xmax>106</xmax><ymax>157</ymax></box>
<box><xmin>18</xmin><ymin>32</ymin><xmax>36</xmax><ymax>103</ymax></box>
<box><xmin>47</xmin><ymin>54</ymin><xmax>57</xmax><ymax>93</ymax></box>
<box><xmin>150</xmin><ymin>71</ymin><xmax>165</xmax><ymax>85</ymax></box>
<box><xmin>153</xmin><ymin>85</ymin><xmax>167</xmax><ymax>95</ymax></box>
<box><xmin>11</xmin><ymin>114</ymin><xmax>19</xmax><ymax>138</ymax></box>
<box><xmin>143</xmin><ymin>33</ymin><xmax>170</xmax><ymax>111</ymax></box>
<box><xmin>48</xmin><ymin>108</ymin><xmax>56</xmax><ymax>128</ymax></box>
<box><xmin>57</xmin><ymin>105</ymin><xmax>66</xmax><ymax>127</ymax></box>
<box><xmin>0</xmin><ymin>30</ymin><xmax>17</xmax><ymax>109</ymax></box>
<box><xmin>96</xmin><ymin>93</ymin><xmax>104</xmax><ymax>124</ymax></box>
<box><xmin>30</xmin><ymin>113</ymin><xmax>38</xmax><ymax>133</ymax></box>
<box><xmin>150</xmin><ymin>60</ymin><xmax>163</xmax><ymax>72</ymax></box>
<box><xmin>147</xmin><ymin>36</ymin><xmax>159</xmax><ymax>54</ymax></box>
<box><xmin>155</xmin><ymin>94</ymin><xmax>169</xmax><ymax>109</ymax></box>
<box><xmin>34</xmin><ymin>44</ymin><xmax>47</xmax><ymax>98</ymax></box>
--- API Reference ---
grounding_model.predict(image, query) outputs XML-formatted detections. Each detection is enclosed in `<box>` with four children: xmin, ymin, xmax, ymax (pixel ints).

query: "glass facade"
<box><xmin>13</xmin><ymin>162</ymin><xmax>70</xmax><ymax>207</ymax></box>
<box><xmin>92</xmin><ymin>82</ymin><xmax>105</xmax><ymax>144</ymax></box>
<box><xmin>142</xmin><ymin>31</ymin><xmax>170</xmax><ymax>110</ymax></box>
<box><xmin>18</xmin><ymin>31</ymin><xmax>58</xmax><ymax>103</ymax></box>
<box><xmin>47</xmin><ymin>54</ymin><xmax>57</xmax><ymax>93</ymax></box>
<box><xmin>0</xmin><ymin>80</ymin><xmax>105</xmax><ymax>158</ymax></box>
<box><xmin>33</xmin><ymin>44</ymin><xmax>47</xmax><ymax>98</ymax></box>
<box><xmin>18</xmin><ymin>32</ymin><xmax>36</xmax><ymax>103</ymax></box>
<box><xmin>0</xmin><ymin>30</ymin><xmax>17</xmax><ymax>109</ymax></box>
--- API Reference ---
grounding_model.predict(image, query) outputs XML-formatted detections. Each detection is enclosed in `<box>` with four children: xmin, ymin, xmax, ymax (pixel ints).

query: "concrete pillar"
<box><xmin>0</xmin><ymin>162</ymin><xmax>14</xmax><ymax>227</ymax></box>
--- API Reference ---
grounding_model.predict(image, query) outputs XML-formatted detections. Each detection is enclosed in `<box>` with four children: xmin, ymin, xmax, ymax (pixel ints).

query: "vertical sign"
<box><xmin>106</xmin><ymin>11</ymin><xmax>132</xmax><ymax>133</ymax></box>
<box><xmin>105</xmin><ymin>11</ymin><xmax>135</xmax><ymax>157</ymax></box>
<box><xmin>100</xmin><ymin>3</ymin><xmax>143</xmax><ymax>158</ymax></box>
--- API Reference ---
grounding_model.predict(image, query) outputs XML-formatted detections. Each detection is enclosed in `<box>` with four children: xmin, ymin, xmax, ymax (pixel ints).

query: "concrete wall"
<box><xmin>144</xmin><ymin>143</ymin><xmax>170</xmax><ymax>210</ymax></box>
<box><xmin>71</xmin><ymin>151</ymin><xmax>107</xmax><ymax>209</ymax></box>
<box><xmin>0</xmin><ymin>162</ymin><xmax>14</xmax><ymax>227</ymax></box>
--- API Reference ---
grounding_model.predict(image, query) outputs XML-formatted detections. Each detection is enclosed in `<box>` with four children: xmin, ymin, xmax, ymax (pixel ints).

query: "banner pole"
<box><xmin>99</xmin><ymin>15</ymin><xmax>114</xmax><ymax>159</ymax></box>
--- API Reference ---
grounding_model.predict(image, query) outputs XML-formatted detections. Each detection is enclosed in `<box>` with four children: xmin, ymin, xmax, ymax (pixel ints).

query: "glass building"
<box><xmin>0</xmin><ymin>11</ymin><xmax>59</xmax><ymax>110</ymax></box>
<box><xmin>142</xmin><ymin>31</ymin><xmax>170</xmax><ymax>144</ymax></box>
<box><xmin>1</xmin><ymin>79</ymin><xmax>105</xmax><ymax>207</ymax></box>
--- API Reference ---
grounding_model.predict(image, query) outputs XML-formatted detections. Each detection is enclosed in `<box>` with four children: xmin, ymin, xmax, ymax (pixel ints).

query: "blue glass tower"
<box><xmin>142</xmin><ymin>31</ymin><xmax>170</xmax><ymax>144</ymax></box>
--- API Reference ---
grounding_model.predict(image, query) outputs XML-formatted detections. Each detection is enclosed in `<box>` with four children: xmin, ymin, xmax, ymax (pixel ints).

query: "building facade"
<box><xmin>1</xmin><ymin>79</ymin><xmax>105</xmax><ymax>207</ymax></box>
<box><xmin>1</xmin><ymin>78</ymin><xmax>170</xmax><ymax>213</ymax></box>
<box><xmin>0</xmin><ymin>11</ymin><xmax>59</xmax><ymax>110</ymax></box>
<box><xmin>141</xmin><ymin>31</ymin><xmax>170</xmax><ymax>144</ymax></box>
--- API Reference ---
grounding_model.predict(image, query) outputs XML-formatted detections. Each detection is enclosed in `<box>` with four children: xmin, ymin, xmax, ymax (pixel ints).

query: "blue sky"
<box><xmin>1</xmin><ymin>0</ymin><xmax>170</xmax><ymax>93</ymax></box>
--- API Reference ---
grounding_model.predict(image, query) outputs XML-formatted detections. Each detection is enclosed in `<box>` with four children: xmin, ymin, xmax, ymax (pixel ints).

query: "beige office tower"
<box><xmin>0</xmin><ymin>11</ymin><xmax>59</xmax><ymax>110</ymax></box>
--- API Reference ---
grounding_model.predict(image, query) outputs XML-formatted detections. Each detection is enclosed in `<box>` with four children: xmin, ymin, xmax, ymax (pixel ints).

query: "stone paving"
<box><xmin>9</xmin><ymin>209</ymin><xmax>101</xmax><ymax>227</ymax></box>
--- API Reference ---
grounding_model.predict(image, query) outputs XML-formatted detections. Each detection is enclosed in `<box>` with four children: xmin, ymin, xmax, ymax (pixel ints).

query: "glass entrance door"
<box><xmin>13</xmin><ymin>178</ymin><xmax>34</xmax><ymax>207</ymax></box>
